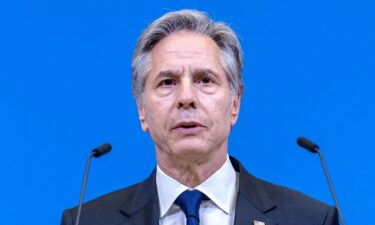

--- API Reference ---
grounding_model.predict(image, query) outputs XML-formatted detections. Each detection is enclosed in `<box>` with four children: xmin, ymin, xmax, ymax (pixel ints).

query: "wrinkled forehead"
<box><xmin>149</xmin><ymin>32</ymin><xmax>223</xmax><ymax>72</ymax></box>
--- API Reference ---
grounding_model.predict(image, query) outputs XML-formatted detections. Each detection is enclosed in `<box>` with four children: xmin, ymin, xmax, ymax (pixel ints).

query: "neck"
<box><xmin>156</xmin><ymin>149</ymin><xmax>227</xmax><ymax>188</ymax></box>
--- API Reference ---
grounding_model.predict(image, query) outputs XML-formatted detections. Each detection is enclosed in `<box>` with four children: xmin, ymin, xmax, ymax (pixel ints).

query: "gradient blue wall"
<box><xmin>1</xmin><ymin>0</ymin><xmax>374</xmax><ymax>224</ymax></box>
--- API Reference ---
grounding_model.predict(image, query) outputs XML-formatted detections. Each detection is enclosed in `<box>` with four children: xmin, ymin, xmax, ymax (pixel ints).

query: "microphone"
<box><xmin>296</xmin><ymin>136</ymin><xmax>319</xmax><ymax>153</ymax></box>
<box><xmin>75</xmin><ymin>143</ymin><xmax>112</xmax><ymax>225</ymax></box>
<box><xmin>296</xmin><ymin>137</ymin><xmax>346</xmax><ymax>225</ymax></box>
<box><xmin>92</xmin><ymin>143</ymin><xmax>112</xmax><ymax>158</ymax></box>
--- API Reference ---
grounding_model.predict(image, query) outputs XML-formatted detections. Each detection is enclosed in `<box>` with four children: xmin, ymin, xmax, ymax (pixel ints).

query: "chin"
<box><xmin>171</xmin><ymin>142</ymin><xmax>210</xmax><ymax>158</ymax></box>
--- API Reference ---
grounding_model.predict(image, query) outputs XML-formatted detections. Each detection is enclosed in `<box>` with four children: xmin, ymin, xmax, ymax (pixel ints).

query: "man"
<box><xmin>61</xmin><ymin>10</ymin><xmax>339</xmax><ymax>225</ymax></box>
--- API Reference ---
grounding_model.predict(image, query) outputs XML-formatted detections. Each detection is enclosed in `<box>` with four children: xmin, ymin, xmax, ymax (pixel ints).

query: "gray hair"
<box><xmin>132</xmin><ymin>9</ymin><xmax>243</xmax><ymax>104</ymax></box>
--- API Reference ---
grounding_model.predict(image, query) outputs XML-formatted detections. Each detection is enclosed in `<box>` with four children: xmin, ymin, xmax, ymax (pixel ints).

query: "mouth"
<box><xmin>172</xmin><ymin>121</ymin><xmax>206</xmax><ymax>133</ymax></box>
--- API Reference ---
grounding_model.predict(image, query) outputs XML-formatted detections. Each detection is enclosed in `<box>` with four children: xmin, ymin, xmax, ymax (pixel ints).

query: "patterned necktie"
<box><xmin>174</xmin><ymin>190</ymin><xmax>209</xmax><ymax>225</ymax></box>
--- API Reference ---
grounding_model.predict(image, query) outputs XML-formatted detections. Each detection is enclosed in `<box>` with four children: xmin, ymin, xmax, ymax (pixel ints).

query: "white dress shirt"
<box><xmin>156</xmin><ymin>156</ymin><xmax>239</xmax><ymax>225</ymax></box>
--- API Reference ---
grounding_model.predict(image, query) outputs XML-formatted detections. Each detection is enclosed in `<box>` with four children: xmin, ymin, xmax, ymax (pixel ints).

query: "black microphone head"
<box><xmin>92</xmin><ymin>143</ymin><xmax>112</xmax><ymax>158</ymax></box>
<box><xmin>297</xmin><ymin>136</ymin><xmax>319</xmax><ymax>153</ymax></box>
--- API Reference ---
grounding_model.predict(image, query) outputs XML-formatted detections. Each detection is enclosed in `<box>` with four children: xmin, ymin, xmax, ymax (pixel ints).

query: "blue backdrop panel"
<box><xmin>1</xmin><ymin>0</ymin><xmax>374</xmax><ymax>224</ymax></box>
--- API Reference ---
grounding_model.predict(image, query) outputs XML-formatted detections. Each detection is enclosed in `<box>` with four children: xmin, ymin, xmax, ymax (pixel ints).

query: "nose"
<box><xmin>176</xmin><ymin>78</ymin><xmax>197</xmax><ymax>109</ymax></box>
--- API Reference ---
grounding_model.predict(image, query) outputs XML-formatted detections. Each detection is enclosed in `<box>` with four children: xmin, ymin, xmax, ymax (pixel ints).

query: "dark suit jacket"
<box><xmin>61</xmin><ymin>157</ymin><xmax>339</xmax><ymax>225</ymax></box>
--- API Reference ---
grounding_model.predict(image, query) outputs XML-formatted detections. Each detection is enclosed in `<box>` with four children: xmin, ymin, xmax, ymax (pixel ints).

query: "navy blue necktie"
<box><xmin>175</xmin><ymin>190</ymin><xmax>209</xmax><ymax>225</ymax></box>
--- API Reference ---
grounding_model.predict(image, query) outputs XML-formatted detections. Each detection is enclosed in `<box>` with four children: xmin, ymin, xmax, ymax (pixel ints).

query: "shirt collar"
<box><xmin>156</xmin><ymin>155</ymin><xmax>238</xmax><ymax>218</ymax></box>
<box><xmin>156</xmin><ymin>165</ymin><xmax>189</xmax><ymax>218</ymax></box>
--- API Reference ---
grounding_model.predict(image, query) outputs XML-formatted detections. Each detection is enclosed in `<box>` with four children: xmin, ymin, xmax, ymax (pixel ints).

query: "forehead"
<box><xmin>150</xmin><ymin>32</ymin><xmax>223</xmax><ymax>70</ymax></box>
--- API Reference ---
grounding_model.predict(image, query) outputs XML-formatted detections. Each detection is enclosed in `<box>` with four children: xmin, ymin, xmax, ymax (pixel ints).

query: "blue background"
<box><xmin>1</xmin><ymin>0</ymin><xmax>374</xmax><ymax>224</ymax></box>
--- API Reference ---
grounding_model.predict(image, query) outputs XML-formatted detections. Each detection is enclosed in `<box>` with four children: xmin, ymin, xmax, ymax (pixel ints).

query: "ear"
<box><xmin>230</xmin><ymin>93</ymin><xmax>241</xmax><ymax>126</ymax></box>
<box><xmin>137</xmin><ymin>101</ymin><xmax>149</xmax><ymax>132</ymax></box>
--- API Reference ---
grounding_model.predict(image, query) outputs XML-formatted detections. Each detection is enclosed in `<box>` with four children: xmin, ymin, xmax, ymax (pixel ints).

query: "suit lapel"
<box><xmin>117</xmin><ymin>158</ymin><xmax>279</xmax><ymax>225</ymax></box>
<box><xmin>234</xmin><ymin>193</ymin><xmax>277</xmax><ymax>225</ymax></box>
<box><xmin>230</xmin><ymin>157</ymin><xmax>278</xmax><ymax>225</ymax></box>
<box><xmin>119</xmin><ymin>169</ymin><xmax>160</xmax><ymax>225</ymax></box>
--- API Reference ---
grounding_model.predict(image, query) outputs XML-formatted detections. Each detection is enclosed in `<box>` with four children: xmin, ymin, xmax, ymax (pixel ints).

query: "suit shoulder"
<box><xmin>62</xmin><ymin>172</ymin><xmax>156</xmax><ymax>225</ymax></box>
<box><xmin>81</xmin><ymin>182</ymin><xmax>141</xmax><ymax>208</ymax></box>
<box><xmin>257</xmin><ymin>177</ymin><xmax>338</xmax><ymax>223</ymax></box>
<box><xmin>259</xmin><ymin>178</ymin><xmax>329</xmax><ymax>208</ymax></box>
<box><xmin>231</xmin><ymin>157</ymin><xmax>338</xmax><ymax>224</ymax></box>
<box><xmin>64</xmin><ymin>183</ymin><xmax>139</xmax><ymax>216</ymax></box>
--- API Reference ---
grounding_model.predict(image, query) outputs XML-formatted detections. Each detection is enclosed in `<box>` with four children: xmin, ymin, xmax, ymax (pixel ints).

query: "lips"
<box><xmin>172</xmin><ymin>121</ymin><xmax>206</xmax><ymax>133</ymax></box>
<box><xmin>173</xmin><ymin>121</ymin><xmax>204</xmax><ymax>129</ymax></box>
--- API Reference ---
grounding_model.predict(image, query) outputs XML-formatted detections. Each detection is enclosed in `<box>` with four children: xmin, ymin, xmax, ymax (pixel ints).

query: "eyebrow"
<box><xmin>157</xmin><ymin>68</ymin><xmax>219</xmax><ymax>78</ymax></box>
<box><xmin>157</xmin><ymin>69</ymin><xmax>184</xmax><ymax>79</ymax></box>
<box><xmin>191</xmin><ymin>68</ymin><xmax>219</xmax><ymax>77</ymax></box>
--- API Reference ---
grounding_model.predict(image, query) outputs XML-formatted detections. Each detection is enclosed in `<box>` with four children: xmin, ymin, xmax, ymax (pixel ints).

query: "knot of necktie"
<box><xmin>174</xmin><ymin>190</ymin><xmax>209</xmax><ymax>225</ymax></box>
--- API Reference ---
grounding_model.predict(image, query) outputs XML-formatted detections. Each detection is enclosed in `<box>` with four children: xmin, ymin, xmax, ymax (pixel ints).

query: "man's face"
<box><xmin>137</xmin><ymin>32</ymin><xmax>241</xmax><ymax>161</ymax></box>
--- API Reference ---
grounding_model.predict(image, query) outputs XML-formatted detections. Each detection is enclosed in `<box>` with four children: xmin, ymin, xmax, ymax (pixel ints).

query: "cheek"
<box><xmin>200</xmin><ymin>93</ymin><xmax>232</xmax><ymax>124</ymax></box>
<box><xmin>144</xmin><ymin>98</ymin><xmax>172</xmax><ymax>131</ymax></box>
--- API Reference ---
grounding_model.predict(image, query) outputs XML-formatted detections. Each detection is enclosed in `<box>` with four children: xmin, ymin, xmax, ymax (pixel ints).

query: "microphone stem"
<box><xmin>315</xmin><ymin>148</ymin><xmax>346</xmax><ymax>225</ymax></box>
<box><xmin>75</xmin><ymin>152</ymin><xmax>95</xmax><ymax>225</ymax></box>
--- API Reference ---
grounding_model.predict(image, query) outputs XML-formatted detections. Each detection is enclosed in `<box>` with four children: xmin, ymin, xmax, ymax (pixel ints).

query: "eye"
<box><xmin>159</xmin><ymin>79</ymin><xmax>176</xmax><ymax>87</ymax></box>
<box><xmin>197</xmin><ymin>76</ymin><xmax>213</xmax><ymax>85</ymax></box>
